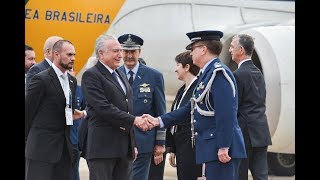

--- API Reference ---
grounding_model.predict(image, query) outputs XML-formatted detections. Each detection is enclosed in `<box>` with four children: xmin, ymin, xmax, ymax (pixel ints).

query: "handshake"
<box><xmin>133</xmin><ymin>114</ymin><xmax>160</xmax><ymax>131</ymax></box>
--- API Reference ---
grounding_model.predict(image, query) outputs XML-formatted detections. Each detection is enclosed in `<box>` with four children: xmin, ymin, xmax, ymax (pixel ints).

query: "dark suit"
<box><xmin>160</xmin><ymin>58</ymin><xmax>247</xmax><ymax>180</ymax></box>
<box><xmin>233</xmin><ymin>60</ymin><xmax>272</xmax><ymax>180</ymax></box>
<box><xmin>25</xmin><ymin>67</ymin><xmax>77</xmax><ymax>180</ymax></box>
<box><xmin>118</xmin><ymin>63</ymin><xmax>166</xmax><ymax>180</ymax></box>
<box><xmin>81</xmin><ymin>61</ymin><xmax>136</xmax><ymax>180</ymax></box>
<box><xmin>165</xmin><ymin>78</ymin><xmax>202</xmax><ymax>180</ymax></box>
<box><xmin>25</xmin><ymin>58</ymin><xmax>51</xmax><ymax>90</ymax></box>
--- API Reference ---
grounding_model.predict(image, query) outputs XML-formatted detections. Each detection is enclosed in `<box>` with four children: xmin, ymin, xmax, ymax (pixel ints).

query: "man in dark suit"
<box><xmin>25</xmin><ymin>36</ymin><xmax>63</xmax><ymax>90</ymax></box>
<box><xmin>25</xmin><ymin>40</ymin><xmax>84</xmax><ymax>180</ymax></box>
<box><xmin>81</xmin><ymin>34</ymin><xmax>149</xmax><ymax>180</ymax></box>
<box><xmin>144</xmin><ymin>30</ymin><xmax>247</xmax><ymax>180</ymax></box>
<box><xmin>229</xmin><ymin>34</ymin><xmax>272</xmax><ymax>180</ymax></box>
<box><xmin>117</xmin><ymin>34</ymin><xmax>166</xmax><ymax>180</ymax></box>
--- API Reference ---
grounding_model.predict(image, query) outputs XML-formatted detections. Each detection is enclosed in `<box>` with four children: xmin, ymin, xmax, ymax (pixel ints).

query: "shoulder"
<box><xmin>143</xmin><ymin>65</ymin><xmax>163</xmax><ymax>77</ymax></box>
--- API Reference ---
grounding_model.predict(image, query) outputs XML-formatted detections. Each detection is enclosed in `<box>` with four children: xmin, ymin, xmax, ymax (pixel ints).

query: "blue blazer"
<box><xmin>118</xmin><ymin>63</ymin><xmax>166</xmax><ymax>153</ymax></box>
<box><xmin>160</xmin><ymin>58</ymin><xmax>246</xmax><ymax>164</ymax></box>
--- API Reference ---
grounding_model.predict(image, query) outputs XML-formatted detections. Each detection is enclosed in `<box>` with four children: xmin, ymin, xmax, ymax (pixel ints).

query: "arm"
<box><xmin>153</xmin><ymin>72</ymin><xmax>166</xmax><ymax>146</ymax></box>
<box><xmin>25</xmin><ymin>74</ymin><xmax>45</xmax><ymax>140</ymax></box>
<box><xmin>25</xmin><ymin>65</ymin><xmax>41</xmax><ymax>90</ymax></box>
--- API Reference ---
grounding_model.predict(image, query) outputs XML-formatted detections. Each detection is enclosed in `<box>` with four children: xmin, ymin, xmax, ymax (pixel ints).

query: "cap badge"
<box><xmin>123</xmin><ymin>34</ymin><xmax>135</xmax><ymax>45</ymax></box>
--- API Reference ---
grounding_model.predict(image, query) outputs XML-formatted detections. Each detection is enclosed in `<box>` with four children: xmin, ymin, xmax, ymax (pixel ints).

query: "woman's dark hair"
<box><xmin>175</xmin><ymin>51</ymin><xmax>200</xmax><ymax>76</ymax></box>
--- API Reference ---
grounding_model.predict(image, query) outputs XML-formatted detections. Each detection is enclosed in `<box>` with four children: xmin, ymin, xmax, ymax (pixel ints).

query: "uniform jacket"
<box><xmin>25</xmin><ymin>59</ymin><xmax>51</xmax><ymax>89</ymax></box>
<box><xmin>161</xmin><ymin>58</ymin><xmax>246</xmax><ymax>164</ymax></box>
<box><xmin>25</xmin><ymin>67</ymin><xmax>77</xmax><ymax>163</ymax></box>
<box><xmin>118</xmin><ymin>63</ymin><xmax>166</xmax><ymax>153</ymax></box>
<box><xmin>70</xmin><ymin>85</ymin><xmax>86</xmax><ymax>145</ymax></box>
<box><xmin>233</xmin><ymin>60</ymin><xmax>272</xmax><ymax>147</ymax></box>
<box><xmin>81</xmin><ymin>61</ymin><xmax>136</xmax><ymax>160</ymax></box>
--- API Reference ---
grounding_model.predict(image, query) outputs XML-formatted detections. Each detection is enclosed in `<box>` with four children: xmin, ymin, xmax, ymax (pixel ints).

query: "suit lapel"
<box><xmin>96</xmin><ymin>62</ymin><xmax>126</xmax><ymax>96</ymax></box>
<box><xmin>49</xmin><ymin>67</ymin><xmax>65</xmax><ymax>97</ymax></box>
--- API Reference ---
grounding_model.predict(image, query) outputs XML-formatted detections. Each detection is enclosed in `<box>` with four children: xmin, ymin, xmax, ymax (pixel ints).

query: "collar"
<box><xmin>124</xmin><ymin>62</ymin><xmax>139</xmax><ymax>75</ymax></box>
<box><xmin>52</xmin><ymin>63</ymin><xmax>67</xmax><ymax>78</ymax></box>
<box><xmin>99</xmin><ymin>60</ymin><xmax>115</xmax><ymax>74</ymax></box>
<box><xmin>45</xmin><ymin>58</ymin><xmax>53</xmax><ymax>66</ymax></box>
<box><xmin>201</xmin><ymin>57</ymin><xmax>218</xmax><ymax>74</ymax></box>
<box><xmin>238</xmin><ymin>59</ymin><xmax>251</xmax><ymax>68</ymax></box>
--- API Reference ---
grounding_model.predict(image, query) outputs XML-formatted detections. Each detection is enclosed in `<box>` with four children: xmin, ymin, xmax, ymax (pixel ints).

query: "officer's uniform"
<box><xmin>160</xmin><ymin>30</ymin><xmax>246</xmax><ymax>180</ymax></box>
<box><xmin>117</xmin><ymin>34</ymin><xmax>167</xmax><ymax>180</ymax></box>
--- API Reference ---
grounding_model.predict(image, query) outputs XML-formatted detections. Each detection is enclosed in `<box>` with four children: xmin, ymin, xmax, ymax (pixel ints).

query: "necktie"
<box><xmin>112</xmin><ymin>71</ymin><xmax>120</xmax><ymax>85</ymax></box>
<box><xmin>128</xmin><ymin>70</ymin><xmax>134</xmax><ymax>86</ymax></box>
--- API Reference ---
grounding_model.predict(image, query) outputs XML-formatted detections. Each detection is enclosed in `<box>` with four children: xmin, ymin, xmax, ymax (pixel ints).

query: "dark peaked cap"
<box><xmin>118</xmin><ymin>34</ymin><xmax>144</xmax><ymax>50</ymax></box>
<box><xmin>185</xmin><ymin>30</ymin><xmax>223</xmax><ymax>50</ymax></box>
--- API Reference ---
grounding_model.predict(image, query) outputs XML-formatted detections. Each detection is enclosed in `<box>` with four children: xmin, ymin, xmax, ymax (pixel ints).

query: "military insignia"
<box><xmin>140</xmin><ymin>83</ymin><xmax>151</xmax><ymax>92</ymax></box>
<box><xmin>214</xmin><ymin>62</ymin><xmax>222</xmax><ymax>68</ymax></box>
<box><xmin>144</xmin><ymin>99</ymin><xmax>148</xmax><ymax>103</ymax></box>
<box><xmin>196</xmin><ymin>82</ymin><xmax>205</xmax><ymax>91</ymax></box>
<box><xmin>123</xmin><ymin>34</ymin><xmax>135</xmax><ymax>45</ymax></box>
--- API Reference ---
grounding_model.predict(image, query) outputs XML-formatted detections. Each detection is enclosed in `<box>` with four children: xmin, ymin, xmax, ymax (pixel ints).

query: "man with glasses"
<box><xmin>117</xmin><ymin>34</ymin><xmax>166</xmax><ymax>180</ymax></box>
<box><xmin>81</xmin><ymin>34</ymin><xmax>149</xmax><ymax>180</ymax></box>
<box><xmin>142</xmin><ymin>30</ymin><xmax>247</xmax><ymax>180</ymax></box>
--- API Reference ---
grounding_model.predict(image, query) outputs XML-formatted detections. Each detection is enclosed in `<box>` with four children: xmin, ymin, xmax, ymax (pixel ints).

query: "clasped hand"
<box><xmin>133</xmin><ymin>114</ymin><xmax>160</xmax><ymax>131</ymax></box>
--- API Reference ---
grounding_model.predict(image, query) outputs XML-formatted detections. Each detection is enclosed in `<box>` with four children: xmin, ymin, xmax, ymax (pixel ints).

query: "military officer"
<box><xmin>117</xmin><ymin>34</ymin><xmax>167</xmax><ymax>180</ymax></box>
<box><xmin>143</xmin><ymin>30</ymin><xmax>247</xmax><ymax>180</ymax></box>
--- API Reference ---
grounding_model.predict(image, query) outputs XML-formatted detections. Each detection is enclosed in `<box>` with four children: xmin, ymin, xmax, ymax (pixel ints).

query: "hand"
<box><xmin>142</xmin><ymin>114</ymin><xmax>160</xmax><ymax>130</ymax></box>
<box><xmin>134</xmin><ymin>147</ymin><xmax>138</xmax><ymax>161</ymax></box>
<box><xmin>169</xmin><ymin>153</ymin><xmax>177</xmax><ymax>167</ymax></box>
<box><xmin>153</xmin><ymin>145</ymin><xmax>165</xmax><ymax>156</ymax></box>
<box><xmin>133</xmin><ymin>116</ymin><xmax>149</xmax><ymax>131</ymax></box>
<box><xmin>153</xmin><ymin>154</ymin><xmax>164</xmax><ymax>165</ymax></box>
<box><xmin>73</xmin><ymin>109</ymin><xmax>84</xmax><ymax>120</ymax></box>
<box><xmin>217</xmin><ymin>147</ymin><xmax>231</xmax><ymax>163</ymax></box>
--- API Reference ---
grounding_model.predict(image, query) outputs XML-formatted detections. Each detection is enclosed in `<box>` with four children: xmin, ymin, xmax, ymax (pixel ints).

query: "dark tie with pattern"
<box><xmin>112</xmin><ymin>71</ymin><xmax>120</xmax><ymax>86</ymax></box>
<box><xmin>128</xmin><ymin>70</ymin><xmax>134</xmax><ymax>86</ymax></box>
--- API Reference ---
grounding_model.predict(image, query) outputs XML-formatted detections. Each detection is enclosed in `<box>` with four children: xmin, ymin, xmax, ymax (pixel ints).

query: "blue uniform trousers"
<box><xmin>131</xmin><ymin>152</ymin><xmax>152</xmax><ymax>180</ymax></box>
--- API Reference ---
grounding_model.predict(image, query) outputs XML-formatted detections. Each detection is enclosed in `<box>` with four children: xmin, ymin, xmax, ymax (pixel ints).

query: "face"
<box><xmin>229</xmin><ymin>37</ymin><xmax>242</xmax><ymax>63</ymax></box>
<box><xmin>123</xmin><ymin>49</ymin><xmax>140</xmax><ymax>69</ymax></box>
<box><xmin>175</xmin><ymin>62</ymin><xmax>189</xmax><ymax>82</ymax></box>
<box><xmin>190</xmin><ymin>42</ymin><xmax>205</xmax><ymax>68</ymax></box>
<box><xmin>99</xmin><ymin>39</ymin><xmax>123</xmax><ymax>70</ymax></box>
<box><xmin>25</xmin><ymin>50</ymin><xmax>36</xmax><ymax>70</ymax></box>
<box><xmin>57</xmin><ymin>43</ymin><xmax>76</xmax><ymax>71</ymax></box>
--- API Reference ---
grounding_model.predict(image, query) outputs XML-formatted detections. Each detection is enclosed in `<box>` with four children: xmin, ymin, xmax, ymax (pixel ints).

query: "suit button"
<box><xmin>195</xmin><ymin>132</ymin><xmax>198</xmax><ymax>135</ymax></box>
<box><xmin>194</xmin><ymin>120</ymin><xmax>196</xmax><ymax>123</ymax></box>
<box><xmin>210</xmin><ymin>134</ymin><xmax>213</xmax><ymax>136</ymax></box>
<box><xmin>200</xmin><ymin>101</ymin><xmax>203</xmax><ymax>104</ymax></box>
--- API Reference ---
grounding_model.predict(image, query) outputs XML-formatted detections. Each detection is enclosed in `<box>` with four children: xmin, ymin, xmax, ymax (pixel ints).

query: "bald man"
<box><xmin>25</xmin><ymin>36</ymin><xmax>63</xmax><ymax>90</ymax></box>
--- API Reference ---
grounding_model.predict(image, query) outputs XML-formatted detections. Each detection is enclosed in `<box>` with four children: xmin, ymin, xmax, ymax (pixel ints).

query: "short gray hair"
<box><xmin>94</xmin><ymin>34</ymin><xmax>116</xmax><ymax>60</ymax></box>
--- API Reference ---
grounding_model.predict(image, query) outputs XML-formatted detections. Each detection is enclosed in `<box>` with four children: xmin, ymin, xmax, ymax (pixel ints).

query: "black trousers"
<box><xmin>239</xmin><ymin>146</ymin><xmax>268</xmax><ymax>180</ymax></box>
<box><xmin>148</xmin><ymin>152</ymin><xmax>166</xmax><ymax>180</ymax></box>
<box><xmin>25</xmin><ymin>144</ymin><xmax>71</xmax><ymax>180</ymax></box>
<box><xmin>88</xmin><ymin>157</ymin><xmax>132</xmax><ymax>180</ymax></box>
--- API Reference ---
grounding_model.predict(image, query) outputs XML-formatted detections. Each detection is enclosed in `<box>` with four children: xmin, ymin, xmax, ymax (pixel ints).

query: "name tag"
<box><xmin>140</xmin><ymin>87</ymin><xmax>150</xmax><ymax>92</ymax></box>
<box><xmin>65</xmin><ymin>107</ymin><xmax>73</xmax><ymax>125</ymax></box>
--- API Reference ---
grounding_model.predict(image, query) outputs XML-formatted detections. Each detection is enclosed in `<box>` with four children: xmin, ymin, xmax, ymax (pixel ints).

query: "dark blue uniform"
<box><xmin>160</xmin><ymin>57</ymin><xmax>246</xmax><ymax>179</ymax></box>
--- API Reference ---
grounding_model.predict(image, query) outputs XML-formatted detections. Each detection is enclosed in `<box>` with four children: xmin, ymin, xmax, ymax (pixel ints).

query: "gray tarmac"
<box><xmin>79</xmin><ymin>155</ymin><xmax>295</xmax><ymax>180</ymax></box>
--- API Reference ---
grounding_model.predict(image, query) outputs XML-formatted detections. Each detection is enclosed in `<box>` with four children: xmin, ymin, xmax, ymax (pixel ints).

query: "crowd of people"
<box><xmin>25</xmin><ymin>30</ymin><xmax>271</xmax><ymax>180</ymax></box>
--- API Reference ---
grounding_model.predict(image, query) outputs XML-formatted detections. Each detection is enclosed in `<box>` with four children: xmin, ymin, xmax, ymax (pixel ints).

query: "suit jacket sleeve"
<box><xmin>25</xmin><ymin>74</ymin><xmax>45</xmax><ymax>140</ymax></box>
<box><xmin>153</xmin><ymin>72</ymin><xmax>167</xmax><ymax>145</ymax></box>
<box><xmin>26</xmin><ymin>65</ymin><xmax>41</xmax><ymax>90</ymax></box>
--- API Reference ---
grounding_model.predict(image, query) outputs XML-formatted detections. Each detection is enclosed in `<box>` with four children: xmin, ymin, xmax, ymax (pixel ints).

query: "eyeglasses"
<box><xmin>190</xmin><ymin>45</ymin><xmax>205</xmax><ymax>52</ymax></box>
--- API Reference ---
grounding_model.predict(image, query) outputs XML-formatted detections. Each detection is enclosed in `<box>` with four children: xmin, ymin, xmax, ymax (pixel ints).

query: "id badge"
<box><xmin>197</xmin><ymin>177</ymin><xmax>206</xmax><ymax>180</ymax></box>
<box><xmin>65</xmin><ymin>107</ymin><xmax>73</xmax><ymax>125</ymax></box>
